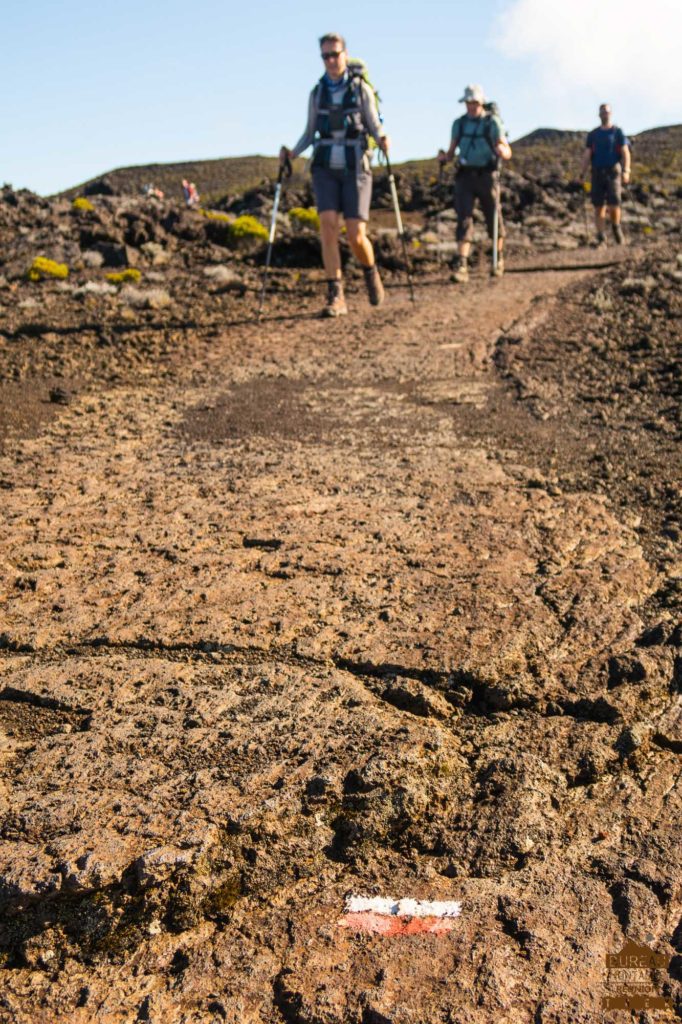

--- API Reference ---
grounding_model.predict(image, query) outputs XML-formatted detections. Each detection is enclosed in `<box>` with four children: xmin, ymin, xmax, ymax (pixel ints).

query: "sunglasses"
<box><xmin>321</xmin><ymin>51</ymin><xmax>343</xmax><ymax>60</ymax></box>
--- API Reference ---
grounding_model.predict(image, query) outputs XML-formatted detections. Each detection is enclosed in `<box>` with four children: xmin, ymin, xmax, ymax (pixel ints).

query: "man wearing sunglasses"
<box><xmin>280</xmin><ymin>33</ymin><xmax>390</xmax><ymax>317</ymax></box>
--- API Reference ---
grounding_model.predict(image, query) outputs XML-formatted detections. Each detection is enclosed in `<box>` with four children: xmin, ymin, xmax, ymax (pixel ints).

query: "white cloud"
<box><xmin>493</xmin><ymin>0</ymin><xmax>682</xmax><ymax>118</ymax></box>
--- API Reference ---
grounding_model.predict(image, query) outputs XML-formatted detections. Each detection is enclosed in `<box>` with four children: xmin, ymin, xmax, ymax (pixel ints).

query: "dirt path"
<box><xmin>1</xmin><ymin>262</ymin><xmax>679</xmax><ymax>1023</ymax></box>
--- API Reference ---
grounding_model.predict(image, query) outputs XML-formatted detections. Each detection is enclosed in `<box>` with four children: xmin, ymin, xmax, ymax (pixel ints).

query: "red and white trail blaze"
<box><xmin>338</xmin><ymin>897</ymin><xmax>462</xmax><ymax>936</ymax></box>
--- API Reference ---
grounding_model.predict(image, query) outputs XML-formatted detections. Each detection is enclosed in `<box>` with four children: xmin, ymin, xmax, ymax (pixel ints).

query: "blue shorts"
<box><xmin>312</xmin><ymin>166</ymin><xmax>373</xmax><ymax>222</ymax></box>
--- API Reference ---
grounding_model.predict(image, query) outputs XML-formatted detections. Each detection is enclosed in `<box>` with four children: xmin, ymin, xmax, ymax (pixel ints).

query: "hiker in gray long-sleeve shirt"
<box><xmin>280</xmin><ymin>32</ymin><xmax>389</xmax><ymax>317</ymax></box>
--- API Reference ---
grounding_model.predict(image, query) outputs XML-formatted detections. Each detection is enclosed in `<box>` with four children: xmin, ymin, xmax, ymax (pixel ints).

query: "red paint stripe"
<box><xmin>338</xmin><ymin>912</ymin><xmax>456</xmax><ymax>936</ymax></box>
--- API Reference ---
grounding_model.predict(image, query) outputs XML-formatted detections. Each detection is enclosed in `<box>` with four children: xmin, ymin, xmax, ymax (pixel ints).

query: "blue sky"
<box><xmin>2</xmin><ymin>0</ymin><xmax>680</xmax><ymax>195</ymax></box>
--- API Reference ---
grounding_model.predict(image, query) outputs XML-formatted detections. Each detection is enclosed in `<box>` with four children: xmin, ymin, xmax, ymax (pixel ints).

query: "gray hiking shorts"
<box><xmin>454</xmin><ymin>167</ymin><xmax>505</xmax><ymax>243</ymax></box>
<box><xmin>591</xmin><ymin>166</ymin><xmax>622</xmax><ymax>207</ymax></box>
<box><xmin>312</xmin><ymin>166</ymin><xmax>373</xmax><ymax>222</ymax></box>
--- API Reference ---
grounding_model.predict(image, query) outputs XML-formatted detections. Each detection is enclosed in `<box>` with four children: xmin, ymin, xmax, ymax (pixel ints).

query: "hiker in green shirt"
<box><xmin>438</xmin><ymin>84</ymin><xmax>512</xmax><ymax>282</ymax></box>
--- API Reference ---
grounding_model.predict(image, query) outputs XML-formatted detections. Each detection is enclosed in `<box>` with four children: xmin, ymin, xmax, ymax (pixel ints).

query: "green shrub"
<box><xmin>199</xmin><ymin>208</ymin><xmax>231</xmax><ymax>223</ymax></box>
<box><xmin>27</xmin><ymin>257</ymin><xmax>69</xmax><ymax>281</ymax></box>
<box><xmin>289</xmin><ymin>206</ymin><xmax>320</xmax><ymax>231</ymax></box>
<box><xmin>106</xmin><ymin>268</ymin><xmax>142</xmax><ymax>284</ymax></box>
<box><xmin>229</xmin><ymin>215</ymin><xmax>268</xmax><ymax>242</ymax></box>
<box><xmin>200</xmin><ymin>209</ymin><xmax>268</xmax><ymax>248</ymax></box>
<box><xmin>72</xmin><ymin>196</ymin><xmax>95</xmax><ymax>213</ymax></box>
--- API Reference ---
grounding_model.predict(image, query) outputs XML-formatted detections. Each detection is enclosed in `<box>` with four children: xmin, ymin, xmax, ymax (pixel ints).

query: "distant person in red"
<box><xmin>580</xmin><ymin>104</ymin><xmax>631</xmax><ymax>245</ymax></box>
<box><xmin>182</xmin><ymin>179</ymin><xmax>200</xmax><ymax>208</ymax></box>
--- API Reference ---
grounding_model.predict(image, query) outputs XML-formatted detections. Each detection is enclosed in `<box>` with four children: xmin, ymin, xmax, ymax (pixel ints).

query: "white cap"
<box><xmin>459</xmin><ymin>84</ymin><xmax>485</xmax><ymax>103</ymax></box>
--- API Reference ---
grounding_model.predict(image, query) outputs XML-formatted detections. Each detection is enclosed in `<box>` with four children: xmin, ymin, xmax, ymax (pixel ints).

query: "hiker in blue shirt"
<box><xmin>580</xmin><ymin>103</ymin><xmax>631</xmax><ymax>245</ymax></box>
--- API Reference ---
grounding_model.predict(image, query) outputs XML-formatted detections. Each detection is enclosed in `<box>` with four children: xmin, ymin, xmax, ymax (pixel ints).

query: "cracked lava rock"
<box><xmin>0</xmin><ymin>179</ymin><xmax>680</xmax><ymax>1022</ymax></box>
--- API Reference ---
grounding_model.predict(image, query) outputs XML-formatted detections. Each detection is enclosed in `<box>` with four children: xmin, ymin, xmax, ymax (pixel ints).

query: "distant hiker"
<box><xmin>182</xmin><ymin>179</ymin><xmax>200</xmax><ymax>209</ymax></box>
<box><xmin>438</xmin><ymin>84</ymin><xmax>512</xmax><ymax>283</ymax></box>
<box><xmin>142</xmin><ymin>183</ymin><xmax>165</xmax><ymax>200</ymax></box>
<box><xmin>580</xmin><ymin>104</ymin><xmax>631</xmax><ymax>245</ymax></box>
<box><xmin>279</xmin><ymin>33</ymin><xmax>390</xmax><ymax>317</ymax></box>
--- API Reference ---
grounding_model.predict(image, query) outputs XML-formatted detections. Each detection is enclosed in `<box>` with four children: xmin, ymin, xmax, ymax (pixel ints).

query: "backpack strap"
<box><xmin>312</xmin><ymin>74</ymin><xmax>367</xmax><ymax>168</ymax></box>
<box><xmin>482</xmin><ymin>114</ymin><xmax>494</xmax><ymax>152</ymax></box>
<box><xmin>315</xmin><ymin>73</ymin><xmax>362</xmax><ymax>113</ymax></box>
<box><xmin>613</xmin><ymin>125</ymin><xmax>625</xmax><ymax>156</ymax></box>
<box><xmin>455</xmin><ymin>115</ymin><xmax>495</xmax><ymax>152</ymax></box>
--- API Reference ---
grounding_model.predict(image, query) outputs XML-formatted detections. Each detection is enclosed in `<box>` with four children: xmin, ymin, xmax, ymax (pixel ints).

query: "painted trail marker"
<box><xmin>338</xmin><ymin>896</ymin><xmax>462</xmax><ymax>936</ymax></box>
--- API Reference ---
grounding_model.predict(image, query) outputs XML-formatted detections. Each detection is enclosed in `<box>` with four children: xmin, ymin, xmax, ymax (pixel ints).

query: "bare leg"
<box><xmin>608</xmin><ymin>203</ymin><xmax>625</xmax><ymax>243</ymax></box>
<box><xmin>594</xmin><ymin>204</ymin><xmax>607</xmax><ymax>236</ymax></box>
<box><xmin>319</xmin><ymin>210</ymin><xmax>342</xmax><ymax>279</ymax></box>
<box><xmin>458</xmin><ymin>238</ymin><xmax>503</xmax><ymax>261</ymax></box>
<box><xmin>346</xmin><ymin>218</ymin><xmax>385</xmax><ymax>305</ymax></box>
<box><xmin>345</xmin><ymin>218</ymin><xmax>374</xmax><ymax>267</ymax></box>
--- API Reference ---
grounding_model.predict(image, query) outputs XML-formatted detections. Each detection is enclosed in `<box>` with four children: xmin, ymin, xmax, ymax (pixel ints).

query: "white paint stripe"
<box><xmin>345</xmin><ymin>897</ymin><xmax>462</xmax><ymax>918</ymax></box>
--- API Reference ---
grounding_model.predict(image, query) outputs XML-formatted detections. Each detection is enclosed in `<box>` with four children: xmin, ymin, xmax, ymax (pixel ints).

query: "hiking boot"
<box><xmin>451</xmin><ymin>260</ymin><xmax>469</xmax><ymax>284</ymax></box>
<box><xmin>612</xmin><ymin>223</ymin><xmax>625</xmax><ymax>245</ymax></box>
<box><xmin>593</xmin><ymin>232</ymin><xmax>607</xmax><ymax>248</ymax></box>
<box><xmin>363</xmin><ymin>264</ymin><xmax>385</xmax><ymax>306</ymax></box>
<box><xmin>491</xmin><ymin>256</ymin><xmax>505</xmax><ymax>278</ymax></box>
<box><xmin>322</xmin><ymin>279</ymin><xmax>347</xmax><ymax>318</ymax></box>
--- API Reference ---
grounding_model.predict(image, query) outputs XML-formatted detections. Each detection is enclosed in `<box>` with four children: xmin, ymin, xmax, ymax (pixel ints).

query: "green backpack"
<box><xmin>347</xmin><ymin>58</ymin><xmax>383</xmax><ymax>150</ymax></box>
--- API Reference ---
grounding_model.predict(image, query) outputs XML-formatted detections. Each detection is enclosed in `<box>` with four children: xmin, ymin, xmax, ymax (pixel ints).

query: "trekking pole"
<box><xmin>620</xmin><ymin>177</ymin><xmax>633</xmax><ymax>244</ymax></box>
<box><xmin>436</xmin><ymin>159</ymin><xmax>444</xmax><ymax>266</ymax></box>
<box><xmin>257</xmin><ymin>155</ymin><xmax>292</xmax><ymax>320</ymax></box>
<box><xmin>492</xmin><ymin>174</ymin><xmax>500</xmax><ymax>275</ymax></box>
<box><xmin>581</xmin><ymin>181</ymin><xmax>590</xmax><ymax>242</ymax></box>
<box><xmin>384</xmin><ymin>153</ymin><xmax>415</xmax><ymax>303</ymax></box>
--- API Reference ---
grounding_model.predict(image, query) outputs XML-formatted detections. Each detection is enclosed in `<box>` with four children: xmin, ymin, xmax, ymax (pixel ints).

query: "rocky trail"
<box><xmin>0</xmin><ymin>242</ymin><xmax>680</xmax><ymax>1023</ymax></box>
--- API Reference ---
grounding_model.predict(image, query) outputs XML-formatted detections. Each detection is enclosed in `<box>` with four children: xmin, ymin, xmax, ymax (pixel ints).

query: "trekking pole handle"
<box><xmin>278</xmin><ymin>154</ymin><xmax>292</xmax><ymax>183</ymax></box>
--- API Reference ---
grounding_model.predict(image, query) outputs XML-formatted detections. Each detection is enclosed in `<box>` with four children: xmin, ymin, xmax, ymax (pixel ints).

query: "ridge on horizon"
<box><xmin>49</xmin><ymin>123</ymin><xmax>681</xmax><ymax>201</ymax></box>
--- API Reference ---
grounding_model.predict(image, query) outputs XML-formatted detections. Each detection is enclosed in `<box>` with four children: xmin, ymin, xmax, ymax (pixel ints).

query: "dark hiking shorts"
<box><xmin>591</xmin><ymin>166</ymin><xmax>622</xmax><ymax>207</ymax></box>
<box><xmin>312</xmin><ymin>165</ymin><xmax>373</xmax><ymax>222</ymax></box>
<box><xmin>454</xmin><ymin>167</ymin><xmax>505</xmax><ymax>242</ymax></box>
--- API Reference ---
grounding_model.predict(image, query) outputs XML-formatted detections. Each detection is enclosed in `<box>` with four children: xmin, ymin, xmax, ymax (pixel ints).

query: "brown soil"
<box><xmin>0</xmin><ymin>243</ymin><xmax>680</xmax><ymax>1024</ymax></box>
